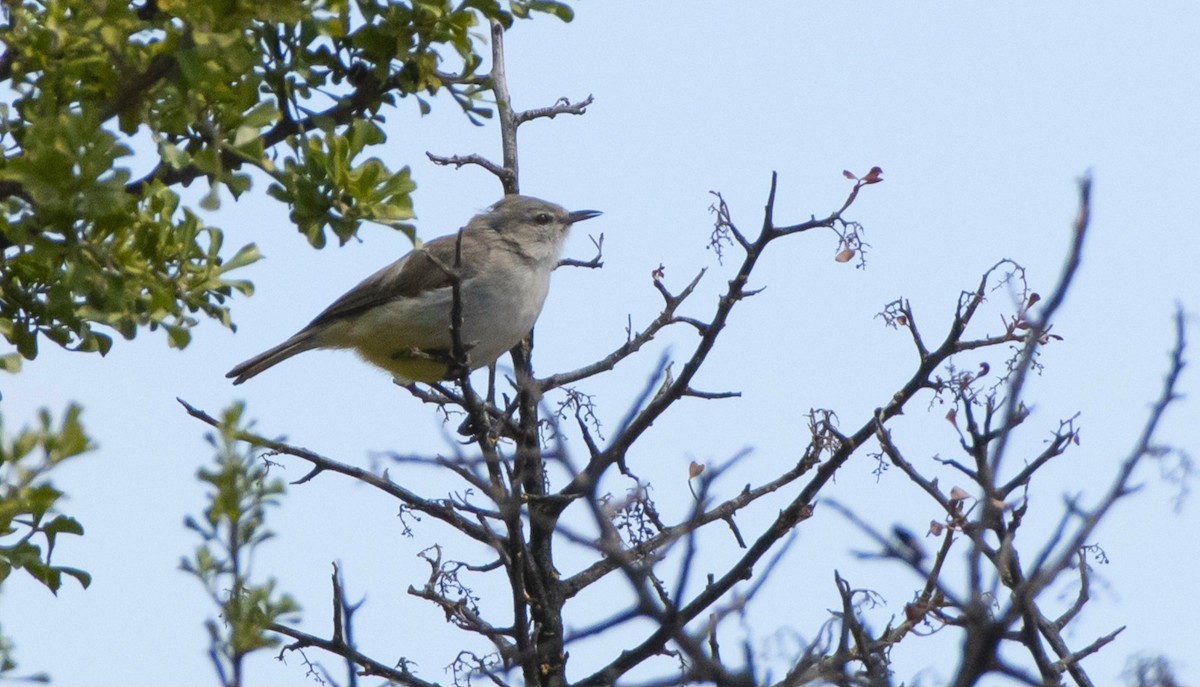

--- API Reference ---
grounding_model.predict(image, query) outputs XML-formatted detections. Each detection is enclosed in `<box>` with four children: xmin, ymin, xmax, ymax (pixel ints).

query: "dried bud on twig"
<box><xmin>905</xmin><ymin>601</ymin><xmax>928</xmax><ymax>622</ymax></box>
<box><xmin>843</xmin><ymin>167</ymin><xmax>885</xmax><ymax>184</ymax></box>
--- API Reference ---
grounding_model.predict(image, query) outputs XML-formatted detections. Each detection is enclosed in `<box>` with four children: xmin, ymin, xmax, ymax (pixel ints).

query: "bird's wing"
<box><xmin>301</xmin><ymin>233</ymin><xmax>468</xmax><ymax>329</ymax></box>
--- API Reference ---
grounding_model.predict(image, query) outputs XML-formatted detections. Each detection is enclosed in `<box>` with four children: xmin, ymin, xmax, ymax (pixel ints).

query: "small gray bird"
<box><xmin>227</xmin><ymin>195</ymin><xmax>600</xmax><ymax>385</ymax></box>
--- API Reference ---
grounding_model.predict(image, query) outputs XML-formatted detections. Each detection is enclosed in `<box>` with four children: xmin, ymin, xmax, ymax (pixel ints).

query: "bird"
<box><xmin>226</xmin><ymin>195</ymin><xmax>600</xmax><ymax>385</ymax></box>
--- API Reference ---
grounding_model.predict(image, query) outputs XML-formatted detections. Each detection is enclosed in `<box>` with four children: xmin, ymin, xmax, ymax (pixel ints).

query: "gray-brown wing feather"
<box><xmin>300</xmin><ymin>233</ymin><xmax>468</xmax><ymax>330</ymax></box>
<box><xmin>225</xmin><ymin>233</ymin><xmax>473</xmax><ymax>384</ymax></box>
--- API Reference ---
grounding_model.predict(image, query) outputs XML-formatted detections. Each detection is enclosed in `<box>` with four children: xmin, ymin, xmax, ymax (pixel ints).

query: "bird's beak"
<box><xmin>568</xmin><ymin>209</ymin><xmax>602</xmax><ymax>224</ymax></box>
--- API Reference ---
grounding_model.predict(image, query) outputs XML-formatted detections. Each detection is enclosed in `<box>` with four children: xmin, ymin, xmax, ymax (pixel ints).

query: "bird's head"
<box><xmin>481</xmin><ymin>195</ymin><xmax>601</xmax><ymax>249</ymax></box>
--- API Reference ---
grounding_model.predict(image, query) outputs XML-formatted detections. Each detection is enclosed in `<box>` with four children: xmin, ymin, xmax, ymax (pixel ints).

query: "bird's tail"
<box><xmin>226</xmin><ymin>334</ymin><xmax>318</xmax><ymax>385</ymax></box>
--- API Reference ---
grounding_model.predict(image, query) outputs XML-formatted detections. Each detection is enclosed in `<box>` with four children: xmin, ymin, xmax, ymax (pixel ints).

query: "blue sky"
<box><xmin>3</xmin><ymin>2</ymin><xmax>1198</xmax><ymax>685</ymax></box>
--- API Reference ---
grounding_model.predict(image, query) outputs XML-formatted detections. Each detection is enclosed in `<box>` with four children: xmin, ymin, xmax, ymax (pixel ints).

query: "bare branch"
<box><xmin>177</xmin><ymin>398</ymin><xmax>496</xmax><ymax>546</ymax></box>
<box><xmin>538</xmin><ymin>270</ymin><xmax>705</xmax><ymax>392</ymax></box>
<box><xmin>1052</xmin><ymin>626</ymin><xmax>1125</xmax><ymax>676</ymax></box>
<box><xmin>489</xmin><ymin>19</ymin><xmax>519</xmax><ymax>195</ymax></box>
<box><xmin>1017</xmin><ymin>306</ymin><xmax>1188</xmax><ymax>605</ymax></box>
<box><xmin>272</xmin><ymin>623</ymin><xmax>432</xmax><ymax>686</ymax></box>
<box><xmin>425</xmin><ymin>151</ymin><xmax>511</xmax><ymax>181</ymax></box>
<box><xmin>513</xmin><ymin>95</ymin><xmax>593</xmax><ymax>125</ymax></box>
<box><xmin>989</xmin><ymin>175</ymin><xmax>1092</xmax><ymax>479</ymax></box>
<box><xmin>557</xmin><ymin>233</ymin><xmax>604</xmax><ymax>269</ymax></box>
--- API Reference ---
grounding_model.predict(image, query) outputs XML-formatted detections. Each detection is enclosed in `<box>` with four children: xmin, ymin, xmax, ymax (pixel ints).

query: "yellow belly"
<box><xmin>356</xmin><ymin>346</ymin><xmax>451</xmax><ymax>384</ymax></box>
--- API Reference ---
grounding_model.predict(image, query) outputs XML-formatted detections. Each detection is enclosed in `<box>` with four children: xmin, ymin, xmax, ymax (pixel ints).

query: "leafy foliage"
<box><xmin>0</xmin><ymin>404</ymin><xmax>93</xmax><ymax>593</ymax></box>
<box><xmin>181</xmin><ymin>402</ymin><xmax>298</xmax><ymax>686</ymax></box>
<box><xmin>0</xmin><ymin>0</ymin><xmax>573</xmax><ymax>361</ymax></box>
<box><xmin>0</xmin><ymin>404</ymin><xmax>93</xmax><ymax>680</ymax></box>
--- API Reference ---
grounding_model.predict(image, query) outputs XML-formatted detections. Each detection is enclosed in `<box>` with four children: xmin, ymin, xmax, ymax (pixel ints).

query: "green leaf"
<box><xmin>0</xmin><ymin>354</ymin><xmax>22</xmax><ymax>373</ymax></box>
<box><xmin>225</xmin><ymin>173</ymin><xmax>253</xmax><ymax>198</ymax></box>
<box><xmin>26</xmin><ymin>560</ymin><xmax>61</xmax><ymax>594</ymax></box>
<box><xmin>221</xmin><ymin>243</ymin><xmax>263</xmax><ymax>273</ymax></box>
<box><xmin>526</xmin><ymin>1</ymin><xmax>574</xmax><ymax>21</ymax></box>
<box><xmin>55</xmin><ymin>566</ymin><xmax>92</xmax><ymax>590</ymax></box>
<box><xmin>199</xmin><ymin>187</ymin><xmax>221</xmax><ymax>211</ymax></box>
<box><xmin>43</xmin><ymin>515</ymin><xmax>84</xmax><ymax>537</ymax></box>
<box><xmin>166</xmin><ymin>324</ymin><xmax>192</xmax><ymax>349</ymax></box>
<box><xmin>25</xmin><ymin>484</ymin><xmax>64</xmax><ymax>520</ymax></box>
<box><xmin>54</xmin><ymin>404</ymin><xmax>92</xmax><ymax>461</ymax></box>
<box><xmin>159</xmin><ymin>143</ymin><xmax>190</xmax><ymax>169</ymax></box>
<box><xmin>93</xmin><ymin>332</ymin><xmax>113</xmax><ymax>356</ymax></box>
<box><xmin>241</xmin><ymin>102</ymin><xmax>280</xmax><ymax>129</ymax></box>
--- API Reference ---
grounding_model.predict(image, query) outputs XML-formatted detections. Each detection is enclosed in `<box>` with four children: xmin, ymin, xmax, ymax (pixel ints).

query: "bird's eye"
<box><xmin>533</xmin><ymin>212</ymin><xmax>553</xmax><ymax>225</ymax></box>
